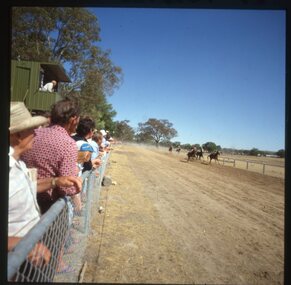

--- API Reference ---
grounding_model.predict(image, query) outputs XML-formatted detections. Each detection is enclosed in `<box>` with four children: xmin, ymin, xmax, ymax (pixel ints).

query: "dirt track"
<box><xmin>83</xmin><ymin>144</ymin><xmax>284</xmax><ymax>284</ymax></box>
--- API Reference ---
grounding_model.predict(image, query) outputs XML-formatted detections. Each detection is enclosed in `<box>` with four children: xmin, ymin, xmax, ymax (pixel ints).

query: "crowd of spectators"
<box><xmin>8</xmin><ymin>99</ymin><xmax>113</xmax><ymax>278</ymax></box>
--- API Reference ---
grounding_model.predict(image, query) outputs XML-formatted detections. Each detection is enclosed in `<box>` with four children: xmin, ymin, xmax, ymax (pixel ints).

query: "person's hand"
<box><xmin>56</xmin><ymin>176</ymin><xmax>82</xmax><ymax>193</ymax></box>
<box><xmin>72</xmin><ymin>194</ymin><xmax>82</xmax><ymax>213</ymax></box>
<box><xmin>98</xmin><ymin>151</ymin><xmax>105</xmax><ymax>157</ymax></box>
<box><xmin>92</xmin><ymin>158</ymin><xmax>102</xmax><ymax>168</ymax></box>
<box><xmin>27</xmin><ymin>242</ymin><xmax>51</xmax><ymax>266</ymax></box>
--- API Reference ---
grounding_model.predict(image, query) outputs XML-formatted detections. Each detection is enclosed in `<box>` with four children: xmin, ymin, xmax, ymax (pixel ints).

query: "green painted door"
<box><xmin>12</xmin><ymin>66</ymin><xmax>31</xmax><ymax>102</ymax></box>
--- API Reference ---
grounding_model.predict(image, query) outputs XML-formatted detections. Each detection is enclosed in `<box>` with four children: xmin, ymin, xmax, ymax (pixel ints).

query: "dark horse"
<box><xmin>196</xmin><ymin>150</ymin><xmax>203</xmax><ymax>160</ymax></box>
<box><xmin>207</xmin><ymin>151</ymin><xmax>220</xmax><ymax>164</ymax></box>
<box><xmin>176</xmin><ymin>147</ymin><xmax>181</xmax><ymax>153</ymax></box>
<box><xmin>187</xmin><ymin>148</ymin><xmax>196</xmax><ymax>161</ymax></box>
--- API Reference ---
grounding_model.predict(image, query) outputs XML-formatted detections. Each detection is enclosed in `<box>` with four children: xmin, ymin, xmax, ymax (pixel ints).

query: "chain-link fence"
<box><xmin>8</xmin><ymin>152</ymin><xmax>110</xmax><ymax>282</ymax></box>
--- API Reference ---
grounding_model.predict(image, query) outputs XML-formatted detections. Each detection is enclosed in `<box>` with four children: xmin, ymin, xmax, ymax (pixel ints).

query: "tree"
<box><xmin>193</xmin><ymin>144</ymin><xmax>201</xmax><ymax>149</ymax></box>
<box><xmin>202</xmin><ymin>142</ymin><xmax>217</xmax><ymax>152</ymax></box>
<box><xmin>134</xmin><ymin>132</ymin><xmax>153</xmax><ymax>144</ymax></box>
<box><xmin>249</xmin><ymin>148</ymin><xmax>260</xmax><ymax>156</ymax></box>
<box><xmin>114</xmin><ymin>120</ymin><xmax>135</xmax><ymax>141</ymax></box>
<box><xmin>172</xmin><ymin>141</ymin><xmax>181</xmax><ymax>148</ymax></box>
<box><xmin>11</xmin><ymin>7</ymin><xmax>123</xmax><ymax>124</ymax></box>
<box><xmin>276</xmin><ymin>149</ymin><xmax>285</xmax><ymax>158</ymax></box>
<box><xmin>181</xmin><ymin>143</ymin><xmax>192</xmax><ymax>150</ymax></box>
<box><xmin>137</xmin><ymin>118</ymin><xmax>178</xmax><ymax>145</ymax></box>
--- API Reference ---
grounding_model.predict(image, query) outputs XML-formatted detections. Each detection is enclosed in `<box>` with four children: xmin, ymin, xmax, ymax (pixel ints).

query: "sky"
<box><xmin>90</xmin><ymin>8</ymin><xmax>285</xmax><ymax>151</ymax></box>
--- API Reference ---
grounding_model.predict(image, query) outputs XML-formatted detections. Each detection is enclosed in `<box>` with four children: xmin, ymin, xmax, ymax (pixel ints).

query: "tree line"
<box><xmin>114</xmin><ymin>119</ymin><xmax>285</xmax><ymax>158</ymax></box>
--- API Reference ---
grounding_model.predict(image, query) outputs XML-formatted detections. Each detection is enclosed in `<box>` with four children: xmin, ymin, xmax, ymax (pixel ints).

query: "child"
<box><xmin>76</xmin><ymin>141</ymin><xmax>94</xmax><ymax>176</ymax></box>
<box><xmin>72</xmin><ymin>141</ymin><xmax>94</xmax><ymax>212</ymax></box>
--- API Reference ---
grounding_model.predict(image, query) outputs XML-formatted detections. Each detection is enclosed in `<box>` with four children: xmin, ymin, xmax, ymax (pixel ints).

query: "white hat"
<box><xmin>10</xmin><ymin>102</ymin><xmax>49</xmax><ymax>134</ymax></box>
<box><xmin>76</xmin><ymin>140</ymin><xmax>93</xmax><ymax>152</ymax></box>
<box><xmin>100</xmin><ymin>129</ymin><xmax>106</xmax><ymax>136</ymax></box>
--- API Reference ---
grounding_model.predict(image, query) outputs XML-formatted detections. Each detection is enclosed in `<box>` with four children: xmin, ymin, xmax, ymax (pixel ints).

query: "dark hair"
<box><xmin>76</xmin><ymin>116</ymin><xmax>95</xmax><ymax>137</ymax></box>
<box><xmin>50</xmin><ymin>99</ymin><xmax>81</xmax><ymax>125</ymax></box>
<box><xmin>92</xmin><ymin>133</ymin><xmax>103</xmax><ymax>143</ymax></box>
<box><xmin>105</xmin><ymin>132</ymin><xmax>111</xmax><ymax>140</ymax></box>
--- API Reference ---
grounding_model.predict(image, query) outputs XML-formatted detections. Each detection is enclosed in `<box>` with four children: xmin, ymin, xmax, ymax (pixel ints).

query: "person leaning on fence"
<box><xmin>20</xmin><ymin>99</ymin><xmax>83</xmax><ymax>274</ymax></box>
<box><xmin>75</xmin><ymin>141</ymin><xmax>94</xmax><ymax>207</ymax></box>
<box><xmin>90</xmin><ymin>132</ymin><xmax>103</xmax><ymax>160</ymax></box>
<box><xmin>21</xmin><ymin>98</ymin><xmax>82</xmax><ymax>214</ymax></box>
<box><xmin>96</xmin><ymin>131</ymin><xmax>106</xmax><ymax>156</ymax></box>
<box><xmin>72</xmin><ymin>117</ymin><xmax>102</xmax><ymax>171</ymax></box>
<box><xmin>8</xmin><ymin>102</ymin><xmax>82</xmax><ymax>276</ymax></box>
<box><xmin>41</xmin><ymin>80</ymin><xmax>57</xmax><ymax>92</ymax></box>
<box><xmin>100</xmin><ymin>129</ymin><xmax>111</xmax><ymax>152</ymax></box>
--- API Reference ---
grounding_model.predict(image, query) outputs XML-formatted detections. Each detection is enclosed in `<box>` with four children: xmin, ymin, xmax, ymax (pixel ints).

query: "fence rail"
<box><xmin>8</xmin><ymin>152</ymin><xmax>110</xmax><ymax>283</ymax></box>
<box><xmin>219</xmin><ymin>156</ymin><xmax>284</xmax><ymax>177</ymax></box>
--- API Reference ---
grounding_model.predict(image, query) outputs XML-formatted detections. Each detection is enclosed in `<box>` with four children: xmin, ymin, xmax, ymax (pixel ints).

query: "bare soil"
<box><xmin>83</xmin><ymin>144</ymin><xmax>284</xmax><ymax>284</ymax></box>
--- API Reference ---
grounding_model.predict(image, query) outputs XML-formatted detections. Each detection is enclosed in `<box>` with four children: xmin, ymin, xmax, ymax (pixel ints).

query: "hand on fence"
<box><xmin>56</xmin><ymin>176</ymin><xmax>83</xmax><ymax>193</ymax></box>
<box><xmin>27</xmin><ymin>242</ymin><xmax>51</xmax><ymax>267</ymax></box>
<box><xmin>71</xmin><ymin>193</ymin><xmax>83</xmax><ymax>213</ymax></box>
<box><xmin>92</xmin><ymin>158</ymin><xmax>102</xmax><ymax>168</ymax></box>
<box><xmin>98</xmin><ymin>151</ymin><xmax>105</xmax><ymax>157</ymax></box>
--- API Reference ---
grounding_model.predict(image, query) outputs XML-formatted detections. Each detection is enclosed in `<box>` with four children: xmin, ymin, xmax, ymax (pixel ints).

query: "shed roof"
<box><xmin>40</xmin><ymin>63</ymin><xmax>71</xmax><ymax>83</ymax></box>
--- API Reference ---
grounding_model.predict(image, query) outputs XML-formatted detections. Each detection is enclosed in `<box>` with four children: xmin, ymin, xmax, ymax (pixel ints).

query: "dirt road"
<box><xmin>83</xmin><ymin>144</ymin><xmax>284</xmax><ymax>284</ymax></box>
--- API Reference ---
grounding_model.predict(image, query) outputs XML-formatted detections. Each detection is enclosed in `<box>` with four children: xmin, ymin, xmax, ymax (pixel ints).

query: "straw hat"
<box><xmin>10</xmin><ymin>102</ymin><xmax>49</xmax><ymax>134</ymax></box>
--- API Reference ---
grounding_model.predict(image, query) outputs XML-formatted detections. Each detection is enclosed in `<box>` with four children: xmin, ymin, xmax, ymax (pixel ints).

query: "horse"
<box><xmin>196</xmin><ymin>150</ymin><xmax>203</xmax><ymax>160</ymax></box>
<box><xmin>187</xmin><ymin>148</ymin><xmax>196</xmax><ymax>161</ymax></box>
<box><xmin>207</xmin><ymin>151</ymin><xmax>220</xmax><ymax>164</ymax></box>
<box><xmin>176</xmin><ymin>147</ymin><xmax>181</xmax><ymax>153</ymax></box>
<box><xmin>168</xmin><ymin>146</ymin><xmax>173</xmax><ymax>152</ymax></box>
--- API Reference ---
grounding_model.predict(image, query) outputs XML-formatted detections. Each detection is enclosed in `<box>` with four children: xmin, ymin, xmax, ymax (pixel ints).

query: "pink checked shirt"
<box><xmin>22</xmin><ymin>125</ymin><xmax>78</xmax><ymax>203</ymax></box>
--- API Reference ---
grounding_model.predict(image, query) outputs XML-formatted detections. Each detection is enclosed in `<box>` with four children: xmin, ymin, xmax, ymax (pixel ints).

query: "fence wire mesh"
<box><xmin>8</xmin><ymin>152</ymin><xmax>110</xmax><ymax>283</ymax></box>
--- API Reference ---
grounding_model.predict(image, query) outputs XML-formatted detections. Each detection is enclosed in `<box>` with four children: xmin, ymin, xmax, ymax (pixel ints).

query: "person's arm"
<box><xmin>8</xmin><ymin>237</ymin><xmax>51</xmax><ymax>266</ymax></box>
<box><xmin>57</xmin><ymin>141</ymin><xmax>80</xmax><ymax>196</ymax></box>
<box><xmin>71</xmin><ymin>193</ymin><xmax>82</xmax><ymax>213</ymax></box>
<box><xmin>91</xmin><ymin>158</ymin><xmax>102</xmax><ymax>168</ymax></box>
<box><xmin>37</xmin><ymin>176</ymin><xmax>82</xmax><ymax>193</ymax></box>
<box><xmin>8</xmin><ymin>236</ymin><xmax>21</xmax><ymax>251</ymax></box>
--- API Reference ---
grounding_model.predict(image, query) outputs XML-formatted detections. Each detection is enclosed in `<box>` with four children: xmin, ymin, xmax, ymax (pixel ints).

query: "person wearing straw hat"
<box><xmin>8</xmin><ymin>102</ymin><xmax>82</xmax><ymax>262</ymax></box>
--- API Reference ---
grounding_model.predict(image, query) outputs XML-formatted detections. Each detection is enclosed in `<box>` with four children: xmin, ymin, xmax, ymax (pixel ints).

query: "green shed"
<box><xmin>11</xmin><ymin>60</ymin><xmax>71</xmax><ymax>112</ymax></box>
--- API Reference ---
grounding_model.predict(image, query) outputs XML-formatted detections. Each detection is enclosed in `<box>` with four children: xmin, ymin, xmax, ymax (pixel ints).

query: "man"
<box><xmin>22</xmin><ymin>98</ymin><xmax>81</xmax><ymax>214</ymax></box>
<box><xmin>42</xmin><ymin>80</ymin><xmax>57</xmax><ymax>92</ymax></box>
<box><xmin>9</xmin><ymin>102</ymin><xmax>82</xmax><ymax>267</ymax></box>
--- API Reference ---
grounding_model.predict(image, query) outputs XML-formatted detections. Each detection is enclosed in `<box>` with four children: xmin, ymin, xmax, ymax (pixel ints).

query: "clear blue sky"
<box><xmin>90</xmin><ymin>8</ymin><xmax>285</xmax><ymax>151</ymax></box>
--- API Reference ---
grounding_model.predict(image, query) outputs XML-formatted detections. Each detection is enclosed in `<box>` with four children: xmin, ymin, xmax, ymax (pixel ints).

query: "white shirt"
<box><xmin>42</xmin><ymin>82</ymin><xmax>54</xmax><ymax>92</ymax></box>
<box><xmin>9</xmin><ymin>147</ymin><xmax>40</xmax><ymax>237</ymax></box>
